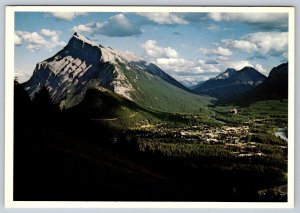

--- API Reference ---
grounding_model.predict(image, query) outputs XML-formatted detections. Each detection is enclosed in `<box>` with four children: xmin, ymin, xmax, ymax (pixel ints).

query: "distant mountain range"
<box><xmin>191</xmin><ymin>62</ymin><xmax>288</xmax><ymax>104</ymax></box>
<box><xmin>22</xmin><ymin>32</ymin><xmax>288</xmax><ymax>113</ymax></box>
<box><xmin>24</xmin><ymin>32</ymin><xmax>212</xmax><ymax>113</ymax></box>
<box><xmin>192</xmin><ymin>67</ymin><xmax>267</xmax><ymax>101</ymax></box>
<box><xmin>179</xmin><ymin>79</ymin><xmax>204</xmax><ymax>89</ymax></box>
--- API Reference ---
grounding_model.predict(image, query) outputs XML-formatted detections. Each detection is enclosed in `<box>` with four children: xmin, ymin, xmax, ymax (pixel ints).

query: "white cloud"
<box><xmin>208</xmin><ymin>13</ymin><xmax>288</xmax><ymax>31</ymax></box>
<box><xmin>244</xmin><ymin>32</ymin><xmax>288</xmax><ymax>54</ymax></box>
<box><xmin>72</xmin><ymin>22</ymin><xmax>98</xmax><ymax>33</ymax></box>
<box><xmin>221</xmin><ymin>39</ymin><xmax>257</xmax><ymax>53</ymax></box>
<box><xmin>71</xmin><ymin>14</ymin><xmax>141</xmax><ymax>37</ymax></box>
<box><xmin>14</xmin><ymin>64</ymin><xmax>36</xmax><ymax>83</ymax></box>
<box><xmin>199</xmin><ymin>47</ymin><xmax>232</xmax><ymax>57</ymax></box>
<box><xmin>49</xmin><ymin>12</ymin><xmax>88</xmax><ymax>21</ymax></box>
<box><xmin>225</xmin><ymin>60</ymin><xmax>253</xmax><ymax>70</ymax></box>
<box><xmin>208</xmin><ymin>13</ymin><xmax>287</xmax><ymax>24</ymax></box>
<box><xmin>15</xmin><ymin>30</ymin><xmax>66</xmax><ymax>52</ymax></box>
<box><xmin>156</xmin><ymin>58</ymin><xmax>189</xmax><ymax>66</ymax></box>
<box><xmin>216</xmin><ymin>56</ymin><xmax>229</xmax><ymax>61</ymax></box>
<box><xmin>142</xmin><ymin>40</ymin><xmax>179</xmax><ymax>58</ymax></box>
<box><xmin>40</xmin><ymin>29</ymin><xmax>59</xmax><ymax>37</ymax></box>
<box><xmin>141</xmin><ymin>39</ymin><xmax>270</xmax><ymax>83</ymax></box>
<box><xmin>141</xmin><ymin>40</ymin><xmax>221</xmax><ymax>83</ymax></box>
<box><xmin>222</xmin><ymin>32</ymin><xmax>288</xmax><ymax>56</ymax></box>
<box><xmin>137</xmin><ymin>12</ymin><xmax>188</xmax><ymax>24</ymax></box>
<box><xmin>97</xmin><ymin>14</ymin><xmax>142</xmax><ymax>37</ymax></box>
<box><xmin>223</xmin><ymin>61</ymin><xmax>267</xmax><ymax>74</ymax></box>
<box><xmin>155</xmin><ymin>58</ymin><xmax>197</xmax><ymax>73</ymax></box>
<box><xmin>17</xmin><ymin>31</ymin><xmax>47</xmax><ymax>45</ymax></box>
<box><xmin>49</xmin><ymin>35</ymin><xmax>66</xmax><ymax>48</ymax></box>
<box><xmin>14</xmin><ymin>34</ymin><xmax>22</xmax><ymax>45</ymax></box>
<box><xmin>254</xmin><ymin>64</ymin><xmax>267</xmax><ymax>74</ymax></box>
<box><xmin>14</xmin><ymin>71</ymin><xmax>31</xmax><ymax>83</ymax></box>
<box><xmin>155</xmin><ymin>57</ymin><xmax>221</xmax><ymax>82</ymax></box>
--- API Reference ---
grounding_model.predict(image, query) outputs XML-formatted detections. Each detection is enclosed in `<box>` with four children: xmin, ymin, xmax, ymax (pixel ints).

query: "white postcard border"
<box><xmin>4</xmin><ymin>5</ymin><xmax>295</xmax><ymax>208</ymax></box>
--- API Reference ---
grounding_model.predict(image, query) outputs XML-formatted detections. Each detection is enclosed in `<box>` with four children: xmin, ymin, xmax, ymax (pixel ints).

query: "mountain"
<box><xmin>236</xmin><ymin>62</ymin><xmax>288</xmax><ymax>103</ymax></box>
<box><xmin>192</xmin><ymin>67</ymin><xmax>267</xmax><ymax>100</ymax></box>
<box><xmin>65</xmin><ymin>86</ymin><xmax>160</xmax><ymax>129</ymax></box>
<box><xmin>24</xmin><ymin>32</ymin><xmax>212</xmax><ymax>113</ymax></box>
<box><xmin>179</xmin><ymin>79</ymin><xmax>204</xmax><ymax>89</ymax></box>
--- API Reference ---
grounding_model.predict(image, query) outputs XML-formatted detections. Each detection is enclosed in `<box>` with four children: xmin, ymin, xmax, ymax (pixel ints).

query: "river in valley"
<box><xmin>275</xmin><ymin>128</ymin><xmax>288</xmax><ymax>142</ymax></box>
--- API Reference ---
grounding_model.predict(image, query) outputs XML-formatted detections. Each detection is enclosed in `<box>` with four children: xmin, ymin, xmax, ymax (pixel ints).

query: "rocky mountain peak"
<box><xmin>192</xmin><ymin>66</ymin><xmax>267</xmax><ymax>100</ymax></box>
<box><xmin>24</xmin><ymin>33</ymin><xmax>189</xmax><ymax>109</ymax></box>
<box><xmin>71</xmin><ymin>32</ymin><xmax>99</xmax><ymax>47</ymax></box>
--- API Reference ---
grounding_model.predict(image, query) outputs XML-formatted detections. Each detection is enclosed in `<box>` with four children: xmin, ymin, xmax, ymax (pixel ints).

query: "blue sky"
<box><xmin>14</xmin><ymin>12</ymin><xmax>288</xmax><ymax>85</ymax></box>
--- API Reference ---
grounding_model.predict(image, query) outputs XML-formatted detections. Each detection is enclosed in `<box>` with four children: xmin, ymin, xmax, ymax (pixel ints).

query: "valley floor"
<box><xmin>13</xmin><ymin>97</ymin><xmax>288</xmax><ymax>202</ymax></box>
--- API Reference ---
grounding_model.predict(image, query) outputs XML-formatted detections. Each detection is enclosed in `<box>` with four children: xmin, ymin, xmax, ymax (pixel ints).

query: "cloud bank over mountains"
<box><xmin>15</xmin><ymin>11</ymin><xmax>289</xmax><ymax>85</ymax></box>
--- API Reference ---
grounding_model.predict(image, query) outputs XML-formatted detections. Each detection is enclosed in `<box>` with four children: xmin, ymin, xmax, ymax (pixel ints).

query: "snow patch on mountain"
<box><xmin>216</xmin><ymin>72</ymin><xmax>230</xmax><ymax>80</ymax></box>
<box><xmin>215</xmin><ymin>68</ymin><xmax>236</xmax><ymax>80</ymax></box>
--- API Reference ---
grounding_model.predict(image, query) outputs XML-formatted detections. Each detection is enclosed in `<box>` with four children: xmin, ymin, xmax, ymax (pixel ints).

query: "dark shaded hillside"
<box><xmin>251</xmin><ymin>62</ymin><xmax>288</xmax><ymax>100</ymax></box>
<box><xmin>14</xmin><ymin>83</ymin><xmax>176</xmax><ymax>201</ymax></box>
<box><xmin>193</xmin><ymin>67</ymin><xmax>266</xmax><ymax>101</ymax></box>
<box><xmin>232</xmin><ymin>63</ymin><xmax>288</xmax><ymax>105</ymax></box>
<box><xmin>65</xmin><ymin>86</ymin><xmax>162</xmax><ymax>129</ymax></box>
<box><xmin>13</xmin><ymin>82</ymin><xmax>286</xmax><ymax>202</ymax></box>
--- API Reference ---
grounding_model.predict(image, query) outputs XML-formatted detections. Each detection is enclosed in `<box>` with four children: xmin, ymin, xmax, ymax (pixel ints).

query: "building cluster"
<box><xmin>136</xmin><ymin>120</ymin><xmax>286</xmax><ymax>158</ymax></box>
<box><xmin>179</xmin><ymin>125</ymin><xmax>249</xmax><ymax>145</ymax></box>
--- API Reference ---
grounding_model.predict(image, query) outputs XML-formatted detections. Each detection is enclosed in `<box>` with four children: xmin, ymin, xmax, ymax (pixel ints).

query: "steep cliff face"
<box><xmin>25</xmin><ymin>32</ymin><xmax>110</xmax><ymax>108</ymax></box>
<box><xmin>24</xmin><ymin>33</ymin><xmax>211</xmax><ymax>112</ymax></box>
